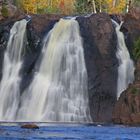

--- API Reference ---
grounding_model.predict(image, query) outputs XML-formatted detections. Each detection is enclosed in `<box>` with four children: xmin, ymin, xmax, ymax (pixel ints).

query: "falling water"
<box><xmin>0</xmin><ymin>19</ymin><xmax>27</xmax><ymax>121</ymax></box>
<box><xmin>112</xmin><ymin>20</ymin><xmax>135</xmax><ymax>99</ymax></box>
<box><xmin>18</xmin><ymin>18</ymin><xmax>91</xmax><ymax>122</ymax></box>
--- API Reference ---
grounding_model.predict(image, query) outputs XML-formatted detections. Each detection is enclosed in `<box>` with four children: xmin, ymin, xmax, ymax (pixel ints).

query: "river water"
<box><xmin>0</xmin><ymin>124</ymin><xmax>140</xmax><ymax>140</ymax></box>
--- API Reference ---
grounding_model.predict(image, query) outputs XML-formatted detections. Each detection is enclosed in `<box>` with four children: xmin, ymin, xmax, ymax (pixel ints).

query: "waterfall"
<box><xmin>112</xmin><ymin>20</ymin><xmax>135</xmax><ymax>99</ymax></box>
<box><xmin>18</xmin><ymin>18</ymin><xmax>91</xmax><ymax>122</ymax></box>
<box><xmin>0</xmin><ymin>19</ymin><xmax>27</xmax><ymax>121</ymax></box>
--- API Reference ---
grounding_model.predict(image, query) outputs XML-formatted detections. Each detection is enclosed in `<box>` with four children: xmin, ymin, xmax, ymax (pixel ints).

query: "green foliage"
<box><xmin>1</xmin><ymin>5</ymin><xmax>9</xmax><ymax>18</ymax></box>
<box><xmin>130</xmin><ymin>87</ymin><xmax>140</xmax><ymax>95</ymax></box>
<box><xmin>133</xmin><ymin>37</ymin><xmax>140</xmax><ymax>60</ymax></box>
<box><xmin>13</xmin><ymin>0</ymin><xmax>22</xmax><ymax>8</ymax></box>
<box><xmin>74</xmin><ymin>0</ymin><xmax>93</xmax><ymax>14</ymax></box>
<box><xmin>45</xmin><ymin>7</ymin><xmax>60</xmax><ymax>14</ymax></box>
<box><xmin>133</xmin><ymin>0</ymin><xmax>140</xmax><ymax>6</ymax></box>
<box><xmin>75</xmin><ymin>0</ymin><xmax>127</xmax><ymax>14</ymax></box>
<box><xmin>131</xmin><ymin>87</ymin><xmax>137</xmax><ymax>94</ymax></box>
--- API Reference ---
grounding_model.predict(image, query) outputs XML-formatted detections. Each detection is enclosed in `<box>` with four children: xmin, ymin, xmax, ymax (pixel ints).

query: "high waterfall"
<box><xmin>17</xmin><ymin>18</ymin><xmax>91</xmax><ymax>122</ymax></box>
<box><xmin>112</xmin><ymin>20</ymin><xmax>135</xmax><ymax>99</ymax></box>
<box><xmin>0</xmin><ymin>17</ymin><xmax>135</xmax><ymax>122</ymax></box>
<box><xmin>0</xmin><ymin>19</ymin><xmax>27</xmax><ymax>121</ymax></box>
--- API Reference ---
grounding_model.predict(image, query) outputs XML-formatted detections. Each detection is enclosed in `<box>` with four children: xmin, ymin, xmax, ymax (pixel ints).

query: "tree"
<box><xmin>106</xmin><ymin>0</ymin><xmax>126</xmax><ymax>14</ymax></box>
<box><xmin>15</xmin><ymin>0</ymin><xmax>49</xmax><ymax>14</ymax></box>
<box><xmin>75</xmin><ymin>0</ymin><xmax>127</xmax><ymax>14</ymax></box>
<box><xmin>14</xmin><ymin>0</ymin><xmax>75</xmax><ymax>14</ymax></box>
<box><xmin>75</xmin><ymin>0</ymin><xmax>95</xmax><ymax>14</ymax></box>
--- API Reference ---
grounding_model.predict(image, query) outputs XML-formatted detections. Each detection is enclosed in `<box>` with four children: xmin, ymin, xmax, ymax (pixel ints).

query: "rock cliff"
<box><xmin>2</xmin><ymin>10</ymin><xmax>140</xmax><ymax>123</ymax></box>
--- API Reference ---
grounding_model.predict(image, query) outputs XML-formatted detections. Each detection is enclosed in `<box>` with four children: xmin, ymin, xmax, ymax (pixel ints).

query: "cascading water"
<box><xmin>0</xmin><ymin>19</ymin><xmax>27</xmax><ymax>121</ymax></box>
<box><xmin>18</xmin><ymin>18</ymin><xmax>91</xmax><ymax>122</ymax></box>
<box><xmin>112</xmin><ymin>20</ymin><xmax>135</xmax><ymax>99</ymax></box>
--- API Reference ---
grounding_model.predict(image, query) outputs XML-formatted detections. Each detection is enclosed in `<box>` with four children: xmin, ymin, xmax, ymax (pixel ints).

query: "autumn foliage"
<box><xmin>20</xmin><ymin>0</ymin><xmax>75</xmax><ymax>14</ymax></box>
<box><xmin>106</xmin><ymin>0</ymin><xmax>126</xmax><ymax>14</ymax></box>
<box><xmin>14</xmin><ymin>0</ymin><xmax>137</xmax><ymax>14</ymax></box>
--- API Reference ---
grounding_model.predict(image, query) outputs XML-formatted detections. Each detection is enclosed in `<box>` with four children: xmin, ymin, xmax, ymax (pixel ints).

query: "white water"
<box><xmin>0</xmin><ymin>19</ymin><xmax>27</xmax><ymax>121</ymax></box>
<box><xmin>112</xmin><ymin>20</ymin><xmax>135</xmax><ymax>99</ymax></box>
<box><xmin>17</xmin><ymin>19</ymin><xmax>91</xmax><ymax>122</ymax></box>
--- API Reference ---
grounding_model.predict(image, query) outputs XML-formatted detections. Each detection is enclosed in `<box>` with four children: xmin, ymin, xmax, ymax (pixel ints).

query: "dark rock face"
<box><xmin>0</xmin><ymin>21</ymin><xmax>14</xmax><ymax>80</ymax></box>
<box><xmin>77</xmin><ymin>13</ymin><xmax>118</xmax><ymax>122</ymax></box>
<box><xmin>0</xmin><ymin>13</ymin><xmax>118</xmax><ymax>122</ymax></box>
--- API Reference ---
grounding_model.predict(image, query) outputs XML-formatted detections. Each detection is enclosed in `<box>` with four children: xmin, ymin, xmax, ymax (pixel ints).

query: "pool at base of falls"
<box><xmin>0</xmin><ymin>123</ymin><xmax>140</xmax><ymax>140</ymax></box>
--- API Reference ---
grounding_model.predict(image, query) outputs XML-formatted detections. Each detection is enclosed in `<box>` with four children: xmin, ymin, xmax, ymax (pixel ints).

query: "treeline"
<box><xmin>2</xmin><ymin>0</ymin><xmax>140</xmax><ymax>15</ymax></box>
<box><xmin>13</xmin><ymin>0</ymin><xmax>75</xmax><ymax>14</ymax></box>
<box><xmin>76</xmin><ymin>0</ymin><xmax>140</xmax><ymax>14</ymax></box>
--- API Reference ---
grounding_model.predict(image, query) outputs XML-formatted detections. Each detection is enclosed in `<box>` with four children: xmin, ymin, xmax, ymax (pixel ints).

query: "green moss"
<box><xmin>1</xmin><ymin>5</ymin><xmax>9</xmax><ymax>18</ymax></box>
<box><xmin>130</xmin><ymin>87</ymin><xmax>140</xmax><ymax>95</ymax></box>
<box><xmin>133</xmin><ymin>37</ymin><xmax>140</xmax><ymax>60</ymax></box>
<box><xmin>131</xmin><ymin>87</ymin><xmax>137</xmax><ymax>94</ymax></box>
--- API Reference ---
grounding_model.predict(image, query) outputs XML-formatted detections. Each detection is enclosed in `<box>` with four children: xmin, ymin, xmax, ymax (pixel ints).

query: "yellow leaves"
<box><xmin>106</xmin><ymin>0</ymin><xmax>127</xmax><ymax>14</ymax></box>
<box><xmin>21</xmin><ymin>0</ymin><xmax>48</xmax><ymax>14</ymax></box>
<box><xmin>21</xmin><ymin>0</ymin><xmax>75</xmax><ymax>14</ymax></box>
<box><xmin>18</xmin><ymin>0</ymin><xmax>127</xmax><ymax>14</ymax></box>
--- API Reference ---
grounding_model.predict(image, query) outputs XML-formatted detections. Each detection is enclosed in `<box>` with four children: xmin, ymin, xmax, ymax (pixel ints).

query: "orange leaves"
<box><xmin>58</xmin><ymin>0</ymin><xmax>75</xmax><ymax>14</ymax></box>
<box><xmin>21</xmin><ymin>0</ymin><xmax>75</xmax><ymax>14</ymax></box>
<box><xmin>18</xmin><ymin>0</ymin><xmax>127</xmax><ymax>14</ymax></box>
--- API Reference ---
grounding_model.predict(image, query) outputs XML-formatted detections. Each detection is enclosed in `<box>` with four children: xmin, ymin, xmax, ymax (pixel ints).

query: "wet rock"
<box><xmin>21</xmin><ymin>124</ymin><xmax>39</xmax><ymax>129</ymax></box>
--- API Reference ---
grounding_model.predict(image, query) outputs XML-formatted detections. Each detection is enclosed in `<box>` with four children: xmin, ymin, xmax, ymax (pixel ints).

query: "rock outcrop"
<box><xmin>112</xmin><ymin>8</ymin><xmax>140</xmax><ymax>125</ymax></box>
<box><xmin>113</xmin><ymin>60</ymin><xmax>140</xmax><ymax>125</ymax></box>
<box><xmin>121</xmin><ymin>7</ymin><xmax>140</xmax><ymax>55</ymax></box>
<box><xmin>77</xmin><ymin>13</ymin><xmax>118</xmax><ymax>122</ymax></box>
